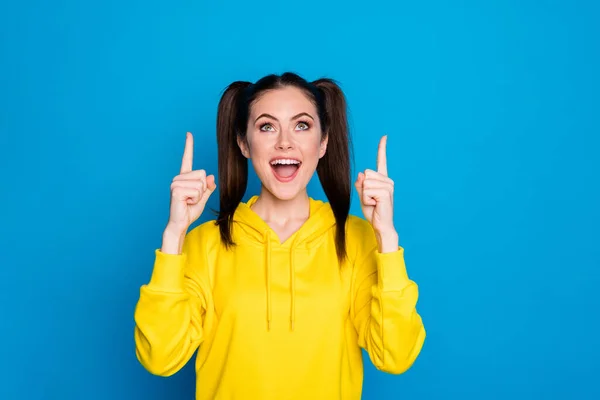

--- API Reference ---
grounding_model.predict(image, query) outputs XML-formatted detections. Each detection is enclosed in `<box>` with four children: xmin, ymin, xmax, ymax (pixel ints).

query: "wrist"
<box><xmin>162</xmin><ymin>225</ymin><xmax>187</xmax><ymax>255</ymax></box>
<box><xmin>164</xmin><ymin>223</ymin><xmax>187</xmax><ymax>238</ymax></box>
<box><xmin>375</xmin><ymin>228</ymin><xmax>399</xmax><ymax>253</ymax></box>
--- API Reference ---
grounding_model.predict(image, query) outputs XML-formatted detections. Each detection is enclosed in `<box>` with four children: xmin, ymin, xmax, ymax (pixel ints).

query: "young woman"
<box><xmin>133</xmin><ymin>72</ymin><xmax>426</xmax><ymax>399</ymax></box>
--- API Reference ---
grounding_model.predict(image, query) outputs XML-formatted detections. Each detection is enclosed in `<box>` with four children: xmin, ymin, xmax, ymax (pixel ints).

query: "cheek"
<box><xmin>253</xmin><ymin>147</ymin><xmax>271</xmax><ymax>161</ymax></box>
<box><xmin>311</xmin><ymin>137</ymin><xmax>326</xmax><ymax>158</ymax></box>
<box><xmin>298</xmin><ymin>141</ymin><xmax>324</xmax><ymax>166</ymax></box>
<box><xmin>318</xmin><ymin>139</ymin><xmax>327</xmax><ymax>156</ymax></box>
<box><xmin>246</xmin><ymin>135</ymin><xmax>269</xmax><ymax>158</ymax></box>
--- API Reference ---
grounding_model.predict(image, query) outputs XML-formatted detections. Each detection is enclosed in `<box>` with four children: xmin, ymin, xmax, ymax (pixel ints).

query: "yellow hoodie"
<box><xmin>134</xmin><ymin>196</ymin><xmax>425</xmax><ymax>399</ymax></box>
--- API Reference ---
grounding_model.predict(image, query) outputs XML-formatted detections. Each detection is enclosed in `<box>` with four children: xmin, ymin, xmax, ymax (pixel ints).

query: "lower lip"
<box><xmin>271</xmin><ymin>164</ymin><xmax>301</xmax><ymax>183</ymax></box>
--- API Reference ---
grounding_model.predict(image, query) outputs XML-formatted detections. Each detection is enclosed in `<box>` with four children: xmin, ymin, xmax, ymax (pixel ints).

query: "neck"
<box><xmin>251</xmin><ymin>187</ymin><xmax>310</xmax><ymax>225</ymax></box>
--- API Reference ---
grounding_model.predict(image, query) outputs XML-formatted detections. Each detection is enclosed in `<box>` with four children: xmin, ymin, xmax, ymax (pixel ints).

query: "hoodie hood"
<box><xmin>231</xmin><ymin>196</ymin><xmax>336</xmax><ymax>331</ymax></box>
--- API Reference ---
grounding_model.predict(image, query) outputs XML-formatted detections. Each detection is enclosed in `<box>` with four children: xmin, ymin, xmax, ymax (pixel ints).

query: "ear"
<box><xmin>319</xmin><ymin>133</ymin><xmax>329</xmax><ymax>159</ymax></box>
<box><xmin>237</xmin><ymin>135</ymin><xmax>250</xmax><ymax>158</ymax></box>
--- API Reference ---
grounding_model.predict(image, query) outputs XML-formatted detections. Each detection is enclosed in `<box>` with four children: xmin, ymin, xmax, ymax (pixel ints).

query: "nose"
<box><xmin>275</xmin><ymin>131</ymin><xmax>294</xmax><ymax>150</ymax></box>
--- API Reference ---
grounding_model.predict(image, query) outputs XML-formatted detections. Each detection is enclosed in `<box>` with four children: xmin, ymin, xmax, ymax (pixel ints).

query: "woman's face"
<box><xmin>238</xmin><ymin>86</ymin><xmax>328</xmax><ymax>201</ymax></box>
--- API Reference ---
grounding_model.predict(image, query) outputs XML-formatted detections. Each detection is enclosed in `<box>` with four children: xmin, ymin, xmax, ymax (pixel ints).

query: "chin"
<box><xmin>264</xmin><ymin>183</ymin><xmax>306</xmax><ymax>202</ymax></box>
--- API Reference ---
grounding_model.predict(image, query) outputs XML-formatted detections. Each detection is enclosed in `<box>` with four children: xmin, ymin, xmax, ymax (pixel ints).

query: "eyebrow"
<box><xmin>254</xmin><ymin>112</ymin><xmax>314</xmax><ymax>123</ymax></box>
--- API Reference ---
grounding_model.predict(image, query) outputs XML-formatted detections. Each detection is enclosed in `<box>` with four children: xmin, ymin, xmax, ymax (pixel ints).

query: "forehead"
<box><xmin>250</xmin><ymin>86</ymin><xmax>317</xmax><ymax>117</ymax></box>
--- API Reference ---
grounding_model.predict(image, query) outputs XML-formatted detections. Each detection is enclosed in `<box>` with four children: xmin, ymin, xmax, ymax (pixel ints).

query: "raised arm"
<box><xmin>352</xmin><ymin>135</ymin><xmax>426</xmax><ymax>373</ymax></box>
<box><xmin>134</xmin><ymin>132</ymin><xmax>216</xmax><ymax>376</ymax></box>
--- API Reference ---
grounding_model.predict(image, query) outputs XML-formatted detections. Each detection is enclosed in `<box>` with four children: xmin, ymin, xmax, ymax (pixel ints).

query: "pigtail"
<box><xmin>215</xmin><ymin>81</ymin><xmax>252</xmax><ymax>248</ymax></box>
<box><xmin>313</xmin><ymin>78</ymin><xmax>352</xmax><ymax>263</ymax></box>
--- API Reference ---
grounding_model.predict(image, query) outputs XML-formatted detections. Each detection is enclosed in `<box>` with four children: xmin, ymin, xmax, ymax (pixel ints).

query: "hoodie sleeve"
<box><xmin>351</xmin><ymin>244</ymin><xmax>426</xmax><ymax>374</ymax></box>
<box><xmin>133</xmin><ymin>228</ymin><xmax>210</xmax><ymax>377</ymax></box>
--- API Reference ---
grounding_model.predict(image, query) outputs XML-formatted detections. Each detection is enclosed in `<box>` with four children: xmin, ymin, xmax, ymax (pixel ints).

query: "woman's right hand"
<box><xmin>166</xmin><ymin>132</ymin><xmax>217</xmax><ymax>236</ymax></box>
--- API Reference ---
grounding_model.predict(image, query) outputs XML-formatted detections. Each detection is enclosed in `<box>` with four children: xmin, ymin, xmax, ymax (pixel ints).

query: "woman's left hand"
<box><xmin>354</xmin><ymin>135</ymin><xmax>399</xmax><ymax>252</ymax></box>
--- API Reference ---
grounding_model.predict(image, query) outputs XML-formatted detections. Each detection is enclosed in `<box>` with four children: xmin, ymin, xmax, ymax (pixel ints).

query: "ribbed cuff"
<box><xmin>148</xmin><ymin>249</ymin><xmax>187</xmax><ymax>292</ymax></box>
<box><xmin>375</xmin><ymin>246</ymin><xmax>410</xmax><ymax>291</ymax></box>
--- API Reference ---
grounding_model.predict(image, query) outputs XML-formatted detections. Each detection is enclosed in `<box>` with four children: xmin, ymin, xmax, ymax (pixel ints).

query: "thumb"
<box><xmin>206</xmin><ymin>174</ymin><xmax>217</xmax><ymax>192</ymax></box>
<box><xmin>200</xmin><ymin>174</ymin><xmax>217</xmax><ymax>203</ymax></box>
<box><xmin>354</xmin><ymin>172</ymin><xmax>365</xmax><ymax>203</ymax></box>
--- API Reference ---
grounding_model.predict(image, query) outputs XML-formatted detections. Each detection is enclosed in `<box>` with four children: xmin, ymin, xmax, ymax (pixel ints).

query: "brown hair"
<box><xmin>214</xmin><ymin>72</ymin><xmax>352</xmax><ymax>263</ymax></box>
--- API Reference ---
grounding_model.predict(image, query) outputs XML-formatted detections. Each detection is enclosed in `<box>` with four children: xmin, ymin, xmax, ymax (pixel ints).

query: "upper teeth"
<box><xmin>271</xmin><ymin>159</ymin><xmax>300</xmax><ymax>165</ymax></box>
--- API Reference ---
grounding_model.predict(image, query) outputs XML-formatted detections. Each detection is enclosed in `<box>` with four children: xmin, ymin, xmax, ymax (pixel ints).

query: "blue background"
<box><xmin>1</xmin><ymin>0</ymin><xmax>598</xmax><ymax>399</ymax></box>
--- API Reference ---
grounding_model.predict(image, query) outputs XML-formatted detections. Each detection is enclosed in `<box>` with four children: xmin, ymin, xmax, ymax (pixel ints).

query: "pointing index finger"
<box><xmin>180</xmin><ymin>132</ymin><xmax>194</xmax><ymax>174</ymax></box>
<box><xmin>377</xmin><ymin>135</ymin><xmax>388</xmax><ymax>176</ymax></box>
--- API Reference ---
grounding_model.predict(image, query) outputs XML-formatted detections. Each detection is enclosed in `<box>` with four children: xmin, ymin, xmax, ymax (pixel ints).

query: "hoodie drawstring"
<box><xmin>266</xmin><ymin>231</ymin><xmax>272</xmax><ymax>331</ymax></box>
<box><xmin>265</xmin><ymin>230</ymin><xmax>297</xmax><ymax>332</ymax></box>
<box><xmin>237</xmin><ymin>196</ymin><xmax>335</xmax><ymax>333</ymax></box>
<box><xmin>290</xmin><ymin>247</ymin><xmax>296</xmax><ymax>332</ymax></box>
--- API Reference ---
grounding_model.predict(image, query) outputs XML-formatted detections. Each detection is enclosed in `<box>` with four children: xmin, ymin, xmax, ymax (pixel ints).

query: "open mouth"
<box><xmin>270</xmin><ymin>158</ymin><xmax>302</xmax><ymax>182</ymax></box>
